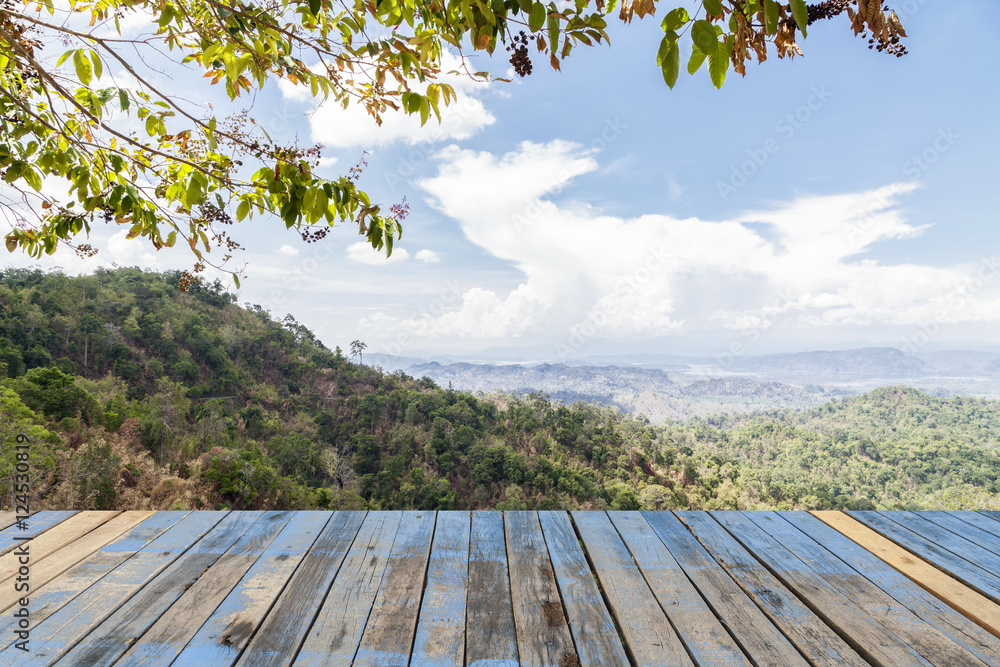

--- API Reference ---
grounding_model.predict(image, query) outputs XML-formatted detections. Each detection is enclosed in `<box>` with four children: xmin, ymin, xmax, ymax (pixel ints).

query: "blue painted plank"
<box><xmin>233</xmin><ymin>511</ymin><xmax>366</xmax><ymax>667</ymax></box>
<box><xmin>55</xmin><ymin>511</ymin><xmax>292</xmax><ymax>667</ymax></box>
<box><xmin>166</xmin><ymin>511</ymin><xmax>333</xmax><ymax>667</ymax></box>
<box><xmin>785</xmin><ymin>511</ymin><xmax>1000</xmax><ymax>666</ymax></box>
<box><xmin>850</xmin><ymin>511</ymin><xmax>1000</xmax><ymax>604</ymax></box>
<box><xmin>0</xmin><ymin>511</ymin><xmax>227</xmax><ymax>666</ymax></box>
<box><xmin>466</xmin><ymin>511</ymin><xmax>518</xmax><ymax>667</ymax></box>
<box><xmin>744</xmin><ymin>511</ymin><xmax>988</xmax><ymax>667</ymax></box>
<box><xmin>410</xmin><ymin>511</ymin><xmax>471</xmax><ymax>667</ymax></box>
<box><xmin>0</xmin><ymin>511</ymin><xmax>77</xmax><ymax>555</ymax></box>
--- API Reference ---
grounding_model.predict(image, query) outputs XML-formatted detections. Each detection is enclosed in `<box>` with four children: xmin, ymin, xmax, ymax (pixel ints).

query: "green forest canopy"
<box><xmin>2</xmin><ymin>266</ymin><xmax>996</xmax><ymax>513</ymax></box>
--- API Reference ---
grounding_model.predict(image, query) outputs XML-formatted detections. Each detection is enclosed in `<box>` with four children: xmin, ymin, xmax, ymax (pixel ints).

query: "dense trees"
<box><xmin>1</xmin><ymin>267</ymin><xmax>996</xmax><ymax>513</ymax></box>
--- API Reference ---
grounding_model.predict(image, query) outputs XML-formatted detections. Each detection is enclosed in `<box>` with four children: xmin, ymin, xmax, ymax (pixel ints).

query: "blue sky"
<box><xmin>5</xmin><ymin>1</ymin><xmax>1000</xmax><ymax>359</ymax></box>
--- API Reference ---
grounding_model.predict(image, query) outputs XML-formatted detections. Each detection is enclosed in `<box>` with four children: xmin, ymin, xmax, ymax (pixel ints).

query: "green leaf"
<box><xmin>660</xmin><ymin>7</ymin><xmax>688</xmax><ymax>32</ymax></box>
<box><xmin>145</xmin><ymin>114</ymin><xmax>158</xmax><ymax>137</ymax></box>
<box><xmin>788</xmin><ymin>0</ymin><xmax>808</xmax><ymax>37</ymax></box>
<box><xmin>166</xmin><ymin>231</ymin><xmax>177</xmax><ymax>246</ymax></box>
<box><xmin>763</xmin><ymin>0</ymin><xmax>779</xmax><ymax>34</ymax></box>
<box><xmin>72</xmin><ymin>49</ymin><xmax>92</xmax><ymax>86</ymax></box>
<box><xmin>236</xmin><ymin>199</ymin><xmax>250</xmax><ymax>221</ymax></box>
<box><xmin>707</xmin><ymin>49</ymin><xmax>729</xmax><ymax>88</ymax></box>
<box><xmin>233</xmin><ymin>274</ymin><xmax>240</xmax><ymax>289</ymax></box>
<box><xmin>528</xmin><ymin>3</ymin><xmax>545</xmax><ymax>32</ymax></box>
<box><xmin>688</xmin><ymin>45</ymin><xmax>708</xmax><ymax>74</ymax></box>
<box><xmin>308</xmin><ymin>0</ymin><xmax>321</xmax><ymax>14</ymax></box>
<box><xmin>703</xmin><ymin>0</ymin><xmax>722</xmax><ymax>15</ymax></box>
<box><xmin>660</xmin><ymin>40</ymin><xmax>679</xmax><ymax>89</ymax></box>
<box><xmin>691</xmin><ymin>20</ymin><xmax>718</xmax><ymax>55</ymax></box>
<box><xmin>89</xmin><ymin>50</ymin><xmax>103</xmax><ymax>81</ymax></box>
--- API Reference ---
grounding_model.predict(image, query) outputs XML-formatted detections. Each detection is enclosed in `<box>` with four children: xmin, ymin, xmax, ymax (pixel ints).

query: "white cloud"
<box><xmin>346</xmin><ymin>241</ymin><xmax>410</xmax><ymax>265</ymax></box>
<box><xmin>276</xmin><ymin>245</ymin><xmax>300</xmax><ymax>256</ymax></box>
<box><xmin>415</xmin><ymin>249</ymin><xmax>440</xmax><ymax>263</ymax></box>
<box><xmin>279</xmin><ymin>52</ymin><xmax>496</xmax><ymax>149</ymax></box>
<box><xmin>362</xmin><ymin>141</ymin><xmax>1000</xmax><ymax>342</ymax></box>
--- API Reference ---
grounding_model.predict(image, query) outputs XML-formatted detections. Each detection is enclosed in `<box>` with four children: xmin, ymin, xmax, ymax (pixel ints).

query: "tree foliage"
<box><xmin>0</xmin><ymin>0</ymin><xmax>907</xmax><ymax>282</ymax></box>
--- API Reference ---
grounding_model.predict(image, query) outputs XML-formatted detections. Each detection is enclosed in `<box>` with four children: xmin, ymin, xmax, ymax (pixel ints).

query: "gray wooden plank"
<box><xmin>646</xmin><ymin>511</ymin><xmax>834</xmax><ymax>667</ymax></box>
<box><xmin>944</xmin><ymin>511</ymin><xmax>1000</xmax><ymax>555</ymax></box>
<box><xmin>572</xmin><ymin>511</ymin><xmax>692</xmax><ymax>666</ymax></box>
<box><xmin>293</xmin><ymin>510</ymin><xmax>402</xmax><ymax>666</ymax></box>
<box><xmin>466</xmin><ymin>510</ymin><xmax>518</xmax><ymax>667</ymax></box>
<box><xmin>0</xmin><ymin>512</ymin><xmax>15</xmax><ymax>531</ymax></box>
<box><xmin>504</xmin><ymin>511</ymin><xmax>579</xmax><ymax>667</ymax></box>
<box><xmin>140</xmin><ymin>511</ymin><xmax>332</xmax><ymax>667</ymax></box>
<box><xmin>850</xmin><ymin>510</ymin><xmax>1000</xmax><ymax>603</ymax></box>
<box><xmin>353</xmin><ymin>511</ymin><xmax>436</xmax><ymax>667</ymax></box>
<box><xmin>888</xmin><ymin>510</ymin><xmax>1000</xmax><ymax>571</ymax></box>
<box><xmin>786</xmin><ymin>511</ymin><xmax>1000</xmax><ymax>666</ymax></box>
<box><xmin>744</xmin><ymin>511</ymin><xmax>990</xmax><ymax>667</ymax></box>
<box><xmin>0</xmin><ymin>511</ymin><xmax>190</xmax><ymax>637</ymax></box>
<box><xmin>411</xmin><ymin>511</ymin><xmax>471</xmax><ymax>667</ymax></box>
<box><xmin>57</xmin><ymin>511</ymin><xmax>293</xmax><ymax>666</ymax></box>
<box><xmin>542</xmin><ymin>511</ymin><xmax>629</xmax><ymax>667</ymax></box>
<box><xmin>0</xmin><ymin>511</ymin><xmax>227</xmax><ymax>666</ymax></box>
<box><xmin>234</xmin><ymin>511</ymin><xmax>366</xmax><ymax>667</ymax></box>
<box><xmin>608</xmin><ymin>511</ymin><xmax>751</xmax><ymax>667</ymax></box>
<box><xmin>709</xmin><ymin>511</ymin><xmax>934</xmax><ymax>667</ymax></box>
<box><xmin>0</xmin><ymin>511</ymin><xmax>77</xmax><ymax>555</ymax></box>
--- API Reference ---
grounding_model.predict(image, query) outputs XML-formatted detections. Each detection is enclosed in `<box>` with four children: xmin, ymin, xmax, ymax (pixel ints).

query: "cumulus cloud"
<box><xmin>279</xmin><ymin>52</ymin><xmax>496</xmax><ymax>149</ymax></box>
<box><xmin>276</xmin><ymin>245</ymin><xmax>299</xmax><ymax>256</ymax></box>
<box><xmin>364</xmin><ymin>140</ymin><xmax>1000</xmax><ymax>342</ymax></box>
<box><xmin>346</xmin><ymin>241</ymin><xmax>410</xmax><ymax>265</ymax></box>
<box><xmin>415</xmin><ymin>249</ymin><xmax>440</xmax><ymax>263</ymax></box>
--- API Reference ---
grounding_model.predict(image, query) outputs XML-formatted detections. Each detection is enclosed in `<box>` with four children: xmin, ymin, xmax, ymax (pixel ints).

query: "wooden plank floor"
<box><xmin>3</xmin><ymin>511</ymin><xmax>1000</xmax><ymax>666</ymax></box>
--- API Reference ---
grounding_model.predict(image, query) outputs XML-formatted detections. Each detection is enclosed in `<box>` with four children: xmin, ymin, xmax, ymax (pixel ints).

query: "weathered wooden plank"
<box><xmin>709</xmin><ymin>511</ymin><xmax>934</xmax><ymax>667</ymax></box>
<box><xmin>505</xmin><ymin>511</ymin><xmax>579</xmax><ymax>667</ymax></box>
<box><xmin>233</xmin><ymin>511</ymin><xmax>366</xmax><ymax>667</ymax></box>
<box><xmin>167</xmin><ymin>512</ymin><xmax>332</xmax><ymax>667</ymax></box>
<box><xmin>744</xmin><ymin>511</ymin><xmax>990</xmax><ymax>666</ymax></box>
<box><xmin>788</xmin><ymin>511</ymin><xmax>1000</xmax><ymax>666</ymax></box>
<box><xmin>410</xmin><ymin>511</ymin><xmax>471</xmax><ymax>667</ymax></box>
<box><xmin>943</xmin><ymin>511</ymin><xmax>1000</xmax><ymax>555</ymax></box>
<box><xmin>0</xmin><ymin>511</ymin><xmax>226</xmax><ymax>666</ymax></box>
<box><xmin>353</xmin><ymin>511</ymin><xmax>436</xmax><ymax>667</ymax></box>
<box><xmin>56</xmin><ymin>511</ymin><xmax>292</xmax><ymax>667</ymax></box>
<box><xmin>466</xmin><ymin>510</ymin><xmax>518</xmax><ymax>667</ymax></box>
<box><xmin>813</xmin><ymin>511</ymin><xmax>1000</xmax><ymax>640</ymax></box>
<box><xmin>572</xmin><ymin>511</ymin><xmax>691</xmax><ymax>666</ymax></box>
<box><xmin>0</xmin><ymin>511</ymin><xmax>152</xmax><ymax>614</ymax></box>
<box><xmin>608</xmin><ymin>511</ymin><xmax>750</xmax><ymax>667</ymax></box>
<box><xmin>0</xmin><ymin>511</ymin><xmax>119</xmax><ymax>584</ymax></box>
<box><xmin>0</xmin><ymin>511</ymin><xmax>187</xmax><ymax>632</ymax></box>
<box><xmin>850</xmin><ymin>510</ymin><xmax>1000</xmax><ymax>603</ymax></box>
<box><xmin>543</xmin><ymin>511</ymin><xmax>628</xmax><ymax>666</ymax></box>
<box><xmin>669</xmin><ymin>511</ymin><xmax>863</xmax><ymax>667</ymax></box>
<box><xmin>0</xmin><ymin>512</ymin><xmax>17</xmax><ymax>531</ymax></box>
<box><xmin>0</xmin><ymin>510</ymin><xmax>77</xmax><ymax>555</ymax></box>
<box><xmin>294</xmin><ymin>510</ymin><xmax>402</xmax><ymax>666</ymax></box>
<box><xmin>885</xmin><ymin>510</ymin><xmax>1000</xmax><ymax>573</ymax></box>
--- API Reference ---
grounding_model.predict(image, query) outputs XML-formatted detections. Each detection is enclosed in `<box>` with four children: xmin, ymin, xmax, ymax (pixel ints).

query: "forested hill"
<box><xmin>1</xmin><ymin>267</ymin><xmax>998</xmax><ymax>513</ymax></box>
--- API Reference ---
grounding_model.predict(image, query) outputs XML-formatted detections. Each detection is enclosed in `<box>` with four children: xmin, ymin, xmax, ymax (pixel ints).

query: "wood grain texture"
<box><xmin>58</xmin><ymin>511</ymin><xmax>294</xmax><ymax>667</ymax></box>
<box><xmin>466</xmin><ymin>510</ymin><xmax>518</xmax><ymax>667</ymax></box>
<box><xmin>787</xmin><ymin>511</ymin><xmax>1000</xmax><ymax>667</ymax></box>
<box><xmin>543</xmin><ymin>511</ymin><xmax>628</xmax><ymax>667</ymax></box>
<box><xmin>675</xmin><ymin>511</ymin><xmax>870</xmax><ymax>667</ymax></box>
<box><xmin>410</xmin><ymin>511</ymin><xmax>471</xmax><ymax>667</ymax></box>
<box><xmin>0</xmin><ymin>511</ymin><xmax>119</xmax><ymax>584</ymax></box>
<box><xmin>353</xmin><ymin>511</ymin><xmax>436</xmax><ymax>667</ymax></box>
<box><xmin>710</xmin><ymin>511</ymin><xmax>934</xmax><ymax>667</ymax></box>
<box><xmin>294</xmin><ymin>510</ymin><xmax>402</xmax><ymax>666</ymax></box>
<box><xmin>0</xmin><ymin>510</ymin><xmax>153</xmax><ymax>614</ymax></box>
<box><xmin>813</xmin><ymin>510</ymin><xmax>1000</xmax><ymax>640</ymax></box>
<box><xmin>940</xmin><ymin>511</ymin><xmax>1000</xmax><ymax>556</ymax></box>
<box><xmin>0</xmin><ymin>511</ymin><xmax>227</xmax><ymax>666</ymax></box>
<box><xmin>884</xmin><ymin>510</ymin><xmax>1000</xmax><ymax>574</ymax></box>
<box><xmin>850</xmin><ymin>510</ymin><xmax>1000</xmax><ymax>603</ymax></box>
<box><xmin>743</xmin><ymin>511</ymin><xmax>988</xmax><ymax>667</ymax></box>
<box><xmin>572</xmin><ymin>511</ymin><xmax>692</xmax><ymax>666</ymax></box>
<box><xmin>234</xmin><ymin>511</ymin><xmax>366</xmax><ymax>667</ymax></box>
<box><xmin>608</xmin><ymin>511</ymin><xmax>750</xmax><ymax>667</ymax></box>
<box><xmin>143</xmin><ymin>511</ymin><xmax>332</xmax><ymax>667</ymax></box>
<box><xmin>0</xmin><ymin>510</ymin><xmax>77</xmax><ymax>556</ymax></box>
<box><xmin>505</xmin><ymin>511</ymin><xmax>578</xmax><ymax>667</ymax></box>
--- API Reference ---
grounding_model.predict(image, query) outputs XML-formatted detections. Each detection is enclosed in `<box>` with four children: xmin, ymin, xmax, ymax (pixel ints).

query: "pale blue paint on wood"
<box><xmin>0</xmin><ymin>511</ymin><xmax>77</xmax><ymax>555</ymax></box>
